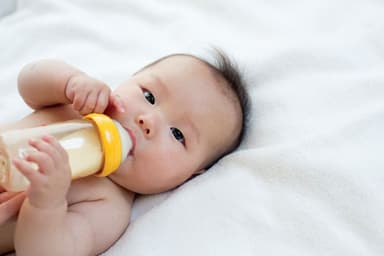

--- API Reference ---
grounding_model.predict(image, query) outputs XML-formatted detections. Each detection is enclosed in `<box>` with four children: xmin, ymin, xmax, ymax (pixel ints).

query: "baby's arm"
<box><xmin>16</xmin><ymin>186</ymin><xmax>133</xmax><ymax>255</ymax></box>
<box><xmin>16</xmin><ymin>183</ymin><xmax>133</xmax><ymax>256</ymax></box>
<box><xmin>18</xmin><ymin>59</ymin><xmax>111</xmax><ymax>114</ymax></box>
<box><xmin>13</xmin><ymin>135</ymin><xmax>133</xmax><ymax>255</ymax></box>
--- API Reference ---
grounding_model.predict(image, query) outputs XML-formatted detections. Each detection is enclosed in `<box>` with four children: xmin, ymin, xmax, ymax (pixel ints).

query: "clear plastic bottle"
<box><xmin>0</xmin><ymin>113</ymin><xmax>132</xmax><ymax>192</ymax></box>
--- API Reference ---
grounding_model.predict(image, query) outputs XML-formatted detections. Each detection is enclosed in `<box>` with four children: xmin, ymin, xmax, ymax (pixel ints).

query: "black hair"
<box><xmin>203</xmin><ymin>49</ymin><xmax>250</xmax><ymax>151</ymax></box>
<box><xmin>197</xmin><ymin>49</ymin><xmax>250</xmax><ymax>169</ymax></box>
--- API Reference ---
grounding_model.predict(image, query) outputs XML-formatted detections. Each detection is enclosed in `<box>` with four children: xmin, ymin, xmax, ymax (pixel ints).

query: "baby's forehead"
<box><xmin>147</xmin><ymin>55</ymin><xmax>230</xmax><ymax>88</ymax></box>
<box><xmin>148</xmin><ymin>54</ymin><xmax>241</xmax><ymax>116</ymax></box>
<box><xmin>150</xmin><ymin>54</ymin><xmax>208</xmax><ymax>71</ymax></box>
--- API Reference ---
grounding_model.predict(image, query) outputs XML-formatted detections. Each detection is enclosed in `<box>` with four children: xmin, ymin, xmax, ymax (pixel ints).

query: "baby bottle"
<box><xmin>0</xmin><ymin>113</ymin><xmax>132</xmax><ymax>192</ymax></box>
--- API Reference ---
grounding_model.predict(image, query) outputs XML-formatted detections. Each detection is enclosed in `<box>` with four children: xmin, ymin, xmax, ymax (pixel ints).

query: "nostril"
<box><xmin>145</xmin><ymin>129</ymin><xmax>150</xmax><ymax>134</ymax></box>
<box><xmin>139</xmin><ymin>120</ymin><xmax>144</xmax><ymax>124</ymax></box>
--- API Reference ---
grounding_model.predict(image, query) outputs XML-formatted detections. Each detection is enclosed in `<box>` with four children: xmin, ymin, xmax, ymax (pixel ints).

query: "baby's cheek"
<box><xmin>143</xmin><ymin>148</ymin><xmax>174</xmax><ymax>171</ymax></box>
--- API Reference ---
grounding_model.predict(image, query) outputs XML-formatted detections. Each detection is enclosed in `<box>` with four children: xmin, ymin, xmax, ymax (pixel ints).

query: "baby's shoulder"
<box><xmin>0</xmin><ymin>105</ymin><xmax>81</xmax><ymax>132</ymax></box>
<box><xmin>67</xmin><ymin>176</ymin><xmax>135</xmax><ymax>209</ymax></box>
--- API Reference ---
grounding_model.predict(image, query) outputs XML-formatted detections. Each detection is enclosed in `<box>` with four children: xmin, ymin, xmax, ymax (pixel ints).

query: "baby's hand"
<box><xmin>65</xmin><ymin>73</ymin><xmax>111</xmax><ymax>115</ymax></box>
<box><xmin>12</xmin><ymin>135</ymin><xmax>71</xmax><ymax>209</ymax></box>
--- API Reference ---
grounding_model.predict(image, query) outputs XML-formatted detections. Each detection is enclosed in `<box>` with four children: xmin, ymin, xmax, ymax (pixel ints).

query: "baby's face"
<box><xmin>105</xmin><ymin>55</ymin><xmax>241</xmax><ymax>194</ymax></box>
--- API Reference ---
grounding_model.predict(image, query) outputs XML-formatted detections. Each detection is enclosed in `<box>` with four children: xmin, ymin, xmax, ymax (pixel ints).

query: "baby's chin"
<box><xmin>107</xmin><ymin>176</ymin><xmax>169</xmax><ymax>195</ymax></box>
<box><xmin>106</xmin><ymin>170</ymin><xmax>146</xmax><ymax>194</ymax></box>
<box><xmin>107</xmin><ymin>162</ymin><xmax>191</xmax><ymax>194</ymax></box>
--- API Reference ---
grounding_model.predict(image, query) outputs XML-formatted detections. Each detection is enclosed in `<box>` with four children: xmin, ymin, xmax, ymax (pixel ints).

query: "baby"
<box><xmin>0</xmin><ymin>51</ymin><xmax>249</xmax><ymax>255</ymax></box>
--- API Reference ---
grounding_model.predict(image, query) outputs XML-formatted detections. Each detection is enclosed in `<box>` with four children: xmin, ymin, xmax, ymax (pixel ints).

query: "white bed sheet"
<box><xmin>1</xmin><ymin>0</ymin><xmax>383</xmax><ymax>255</ymax></box>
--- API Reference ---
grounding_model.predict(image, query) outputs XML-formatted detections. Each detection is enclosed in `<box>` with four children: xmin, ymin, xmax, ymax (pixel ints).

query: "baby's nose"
<box><xmin>136</xmin><ymin>115</ymin><xmax>155</xmax><ymax>138</ymax></box>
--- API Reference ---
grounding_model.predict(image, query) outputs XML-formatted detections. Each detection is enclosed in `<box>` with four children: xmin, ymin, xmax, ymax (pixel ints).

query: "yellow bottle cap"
<box><xmin>83</xmin><ymin>113</ymin><xmax>122</xmax><ymax>177</ymax></box>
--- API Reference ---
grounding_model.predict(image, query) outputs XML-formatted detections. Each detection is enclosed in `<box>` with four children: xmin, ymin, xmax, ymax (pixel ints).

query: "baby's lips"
<box><xmin>125</xmin><ymin>127</ymin><xmax>136</xmax><ymax>156</ymax></box>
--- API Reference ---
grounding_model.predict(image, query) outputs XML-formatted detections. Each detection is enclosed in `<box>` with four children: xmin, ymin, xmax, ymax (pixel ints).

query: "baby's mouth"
<box><xmin>125</xmin><ymin>127</ymin><xmax>136</xmax><ymax>156</ymax></box>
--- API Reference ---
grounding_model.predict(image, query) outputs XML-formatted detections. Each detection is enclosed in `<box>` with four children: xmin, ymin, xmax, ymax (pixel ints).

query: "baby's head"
<box><xmin>105</xmin><ymin>51</ymin><xmax>249</xmax><ymax>194</ymax></box>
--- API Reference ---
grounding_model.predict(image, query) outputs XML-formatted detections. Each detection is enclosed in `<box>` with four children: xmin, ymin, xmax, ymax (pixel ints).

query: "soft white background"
<box><xmin>1</xmin><ymin>0</ymin><xmax>383</xmax><ymax>255</ymax></box>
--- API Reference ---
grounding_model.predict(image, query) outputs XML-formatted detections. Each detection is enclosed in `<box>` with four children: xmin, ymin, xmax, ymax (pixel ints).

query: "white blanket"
<box><xmin>1</xmin><ymin>0</ymin><xmax>383</xmax><ymax>255</ymax></box>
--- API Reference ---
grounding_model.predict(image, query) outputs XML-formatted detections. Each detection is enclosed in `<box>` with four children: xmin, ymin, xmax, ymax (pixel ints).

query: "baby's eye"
<box><xmin>170</xmin><ymin>127</ymin><xmax>185</xmax><ymax>145</ymax></box>
<box><xmin>143</xmin><ymin>89</ymin><xmax>155</xmax><ymax>104</ymax></box>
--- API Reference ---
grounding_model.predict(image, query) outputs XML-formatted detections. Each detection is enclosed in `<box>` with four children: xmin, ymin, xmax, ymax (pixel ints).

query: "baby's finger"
<box><xmin>65</xmin><ymin>84</ymin><xmax>75</xmax><ymax>102</ymax></box>
<box><xmin>29</xmin><ymin>137</ymin><xmax>59</xmax><ymax>162</ymax></box>
<box><xmin>72</xmin><ymin>90</ymin><xmax>88</xmax><ymax>111</ymax></box>
<box><xmin>12</xmin><ymin>158</ymin><xmax>45</xmax><ymax>186</ymax></box>
<box><xmin>23</xmin><ymin>151</ymin><xmax>54</xmax><ymax>176</ymax></box>
<box><xmin>94</xmin><ymin>89</ymin><xmax>110</xmax><ymax>113</ymax></box>
<box><xmin>80</xmin><ymin>90</ymin><xmax>99</xmax><ymax>115</ymax></box>
<box><xmin>41</xmin><ymin>135</ymin><xmax>68</xmax><ymax>161</ymax></box>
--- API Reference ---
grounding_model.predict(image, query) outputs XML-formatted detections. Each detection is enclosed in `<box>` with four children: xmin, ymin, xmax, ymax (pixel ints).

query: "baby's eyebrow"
<box><xmin>149</xmin><ymin>73</ymin><xmax>200</xmax><ymax>145</ymax></box>
<box><xmin>150</xmin><ymin>74</ymin><xmax>169</xmax><ymax>95</ymax></box>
